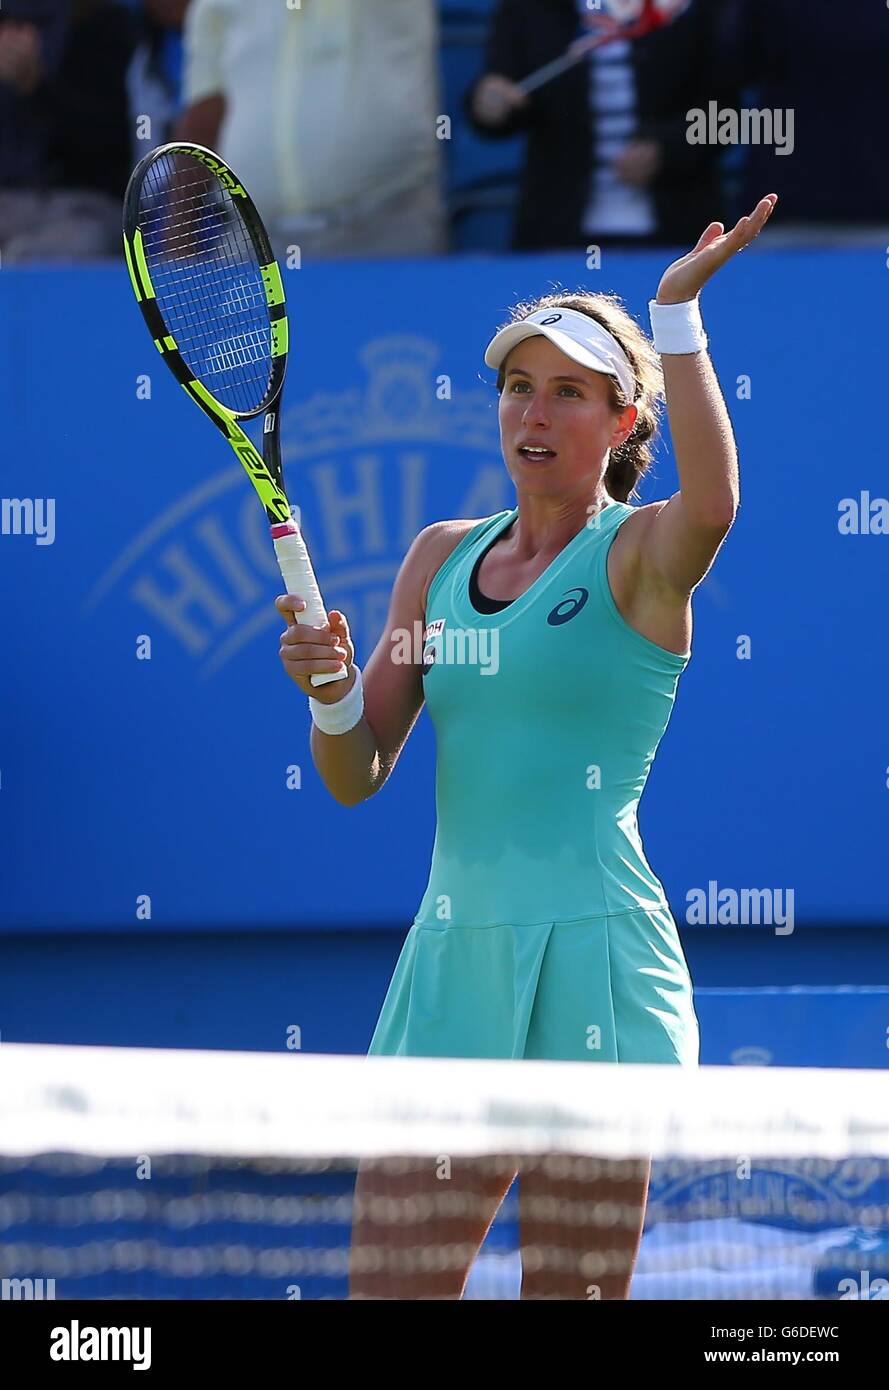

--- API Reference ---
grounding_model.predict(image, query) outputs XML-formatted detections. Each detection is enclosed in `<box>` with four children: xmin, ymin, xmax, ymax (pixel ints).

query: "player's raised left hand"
<box><xmin>656</xmin><ymin>194</ymin><xmax>778</xmax><ymax>305</ymax></box>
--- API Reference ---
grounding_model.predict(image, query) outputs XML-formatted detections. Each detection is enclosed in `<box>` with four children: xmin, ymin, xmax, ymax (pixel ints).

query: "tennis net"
<box><xmin>1</xmin><ymin>1043</ymin><xmax>888</xmax><ymax>1300</ymax></box>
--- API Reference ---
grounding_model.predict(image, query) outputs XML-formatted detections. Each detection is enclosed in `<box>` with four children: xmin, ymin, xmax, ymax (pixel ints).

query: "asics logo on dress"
<box><xmin>546</xmin><ymin>588</ymin><xmax>589</xmax><ymax>625</ymax></box>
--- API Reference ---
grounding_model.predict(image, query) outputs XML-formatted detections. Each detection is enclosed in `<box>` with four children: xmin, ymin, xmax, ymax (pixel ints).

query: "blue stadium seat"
<box><xmin>440</xmin><ymin>0</ymin><xmax>498</xmax><ymax>16</ymax></box>
<box><xmin>439</xmin><ymin>2</ymin><xmax>524</xmax><ymax>251</ymax></box>
<box><xmin>449</xmin><ymin>172</ymin><xmax>521</xmax><ymax>253</ymax></box>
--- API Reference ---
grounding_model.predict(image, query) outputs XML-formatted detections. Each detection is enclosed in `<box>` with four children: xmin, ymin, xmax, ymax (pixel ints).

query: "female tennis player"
<box><xmin>277</xmin><ymin>192</ymin><xmax>777</xmax><ymax>1299</ymax></box>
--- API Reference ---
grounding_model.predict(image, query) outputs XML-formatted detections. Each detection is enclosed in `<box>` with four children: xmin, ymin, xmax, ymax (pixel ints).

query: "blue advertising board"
<box><xmin>1</xmin><ymin>249</ymin><xmax>886</xmax><ymax>930</ymax></box>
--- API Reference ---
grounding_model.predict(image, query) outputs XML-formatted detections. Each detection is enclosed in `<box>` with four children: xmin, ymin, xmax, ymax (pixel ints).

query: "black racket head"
<box><xmin>123</xmin><ymin>143</ymin><xmax>288</xmax><ymax>419</ymax></box>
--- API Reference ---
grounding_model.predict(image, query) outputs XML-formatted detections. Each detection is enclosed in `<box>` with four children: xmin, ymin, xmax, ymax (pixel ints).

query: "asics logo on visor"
<box><xmin>539</xmin><ymin>314</ymin><xmax>562</xmax><ymax>325</ymax></box>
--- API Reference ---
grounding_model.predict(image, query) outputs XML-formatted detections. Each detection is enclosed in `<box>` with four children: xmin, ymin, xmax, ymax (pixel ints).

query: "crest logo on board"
<box><xmin>84</xmin><ymin>336</ymin><xmax>510</xmax><ymax>678</ymax></box>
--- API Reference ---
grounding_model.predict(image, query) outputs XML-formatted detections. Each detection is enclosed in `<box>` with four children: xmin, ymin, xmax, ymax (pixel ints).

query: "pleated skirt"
<box><xmin>368</xmin><ymin>907</ymin><xmax>700</xmax><ymax>1065</ymax></box>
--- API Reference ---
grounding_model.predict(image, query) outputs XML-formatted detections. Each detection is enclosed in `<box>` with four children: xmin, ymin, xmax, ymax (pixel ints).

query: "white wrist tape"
<box><xmin>648</xmin><ymin>297</ymin><xmax>708</xmax><ymax>354</ymax></box>
<box><xmin>309</xmin><ymin>664</ymin><xmax>364</xmax><ymax>735</ymax></box>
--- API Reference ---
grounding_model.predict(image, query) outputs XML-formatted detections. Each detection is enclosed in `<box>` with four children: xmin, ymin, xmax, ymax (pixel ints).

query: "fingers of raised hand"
<box><xmin>692</xmin><ymin>221</ymin><xmax>725</xmax><ymax>254</ymax></box>
<box><xmin>751</xmin><ymin>193</ymin><xmax>778</xmax><ymax>233</ymax></box>
<box><xmin>731</xmin><ymin>195</ymin><xmax>777</xmax><ymax>248</ymax></box>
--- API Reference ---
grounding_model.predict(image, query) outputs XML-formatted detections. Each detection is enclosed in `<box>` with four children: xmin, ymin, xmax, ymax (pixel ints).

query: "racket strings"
<box><xmin>138</xmin><ymin>154</ymin><xmax>273</xmax><ymax>415</ymax></box>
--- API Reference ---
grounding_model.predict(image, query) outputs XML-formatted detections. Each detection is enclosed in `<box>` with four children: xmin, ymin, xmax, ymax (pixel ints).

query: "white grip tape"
<box><xmin>273</xmin><ymin>530</ymin><xmax>348</xmax><ymax>687</ymax></box>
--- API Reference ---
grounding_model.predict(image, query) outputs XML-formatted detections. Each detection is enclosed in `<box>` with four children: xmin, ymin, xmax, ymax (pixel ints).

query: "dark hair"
<box><xmin>493</xmin><ymin>289</ymin><xmax>664</xmax><ymax>503</ymax></box>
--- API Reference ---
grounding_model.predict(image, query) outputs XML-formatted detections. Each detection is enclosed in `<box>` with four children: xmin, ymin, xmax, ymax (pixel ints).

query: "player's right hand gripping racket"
<box><xmin>123</xmin><ymin>141</ymin><xmax>346</xmax><ymax>686</ymax></box>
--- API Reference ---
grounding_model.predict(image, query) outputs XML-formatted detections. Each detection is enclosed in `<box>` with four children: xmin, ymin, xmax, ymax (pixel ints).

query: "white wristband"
<box><xmin>309</xmin><ymin>665</ymin><xmax>364</xmax><ymax>735</ymax></box>
<box><xmin>648</xmin><ymin>297</ymin><xmax>708</xmax><ymax>355</ymax></box>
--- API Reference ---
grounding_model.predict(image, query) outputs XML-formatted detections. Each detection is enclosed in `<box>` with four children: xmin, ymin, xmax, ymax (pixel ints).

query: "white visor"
<box><xmin>484</xmin><ymin>307</ymin><xmax>636</xmax><ymax>402</ymax></box>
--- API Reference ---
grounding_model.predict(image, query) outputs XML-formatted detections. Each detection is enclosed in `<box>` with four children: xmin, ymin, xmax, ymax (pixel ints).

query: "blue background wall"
<box><xmin>2</xmin><ymin>249</ymin><xmax>887</xmax><ymax>1062</ymax></box>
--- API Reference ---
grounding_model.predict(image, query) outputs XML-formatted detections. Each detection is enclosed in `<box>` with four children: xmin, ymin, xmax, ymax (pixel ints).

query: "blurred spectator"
<box><xmin>466</xmin><ymin>0</ymin><xmax>736</xmax><ymax>251</ymax></box>
<box><xmin>721</xmin><ymin>0</ymin><xmax>889</xmax><ymax>237</ymax></box>
<box><xmin>126</xmin><ymin>0</ymin><xmax>191</xmax><ymax>157</ymax></box>
<box><xmin>0</xmin><ymin>1</ymin><xmax>135</xmax><ymax>264</ymax></box>
<box><xmin>177</xmin><ymin>0</ymin><xmax>448</xmax><ymax>261</ymax></box>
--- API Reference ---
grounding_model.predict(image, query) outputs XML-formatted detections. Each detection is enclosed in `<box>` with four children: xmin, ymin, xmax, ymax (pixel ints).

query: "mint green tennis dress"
<box><xmin>368</xmin><ymin>501</ymin><xmax>700</xmax><ymax>1066</ymax></box>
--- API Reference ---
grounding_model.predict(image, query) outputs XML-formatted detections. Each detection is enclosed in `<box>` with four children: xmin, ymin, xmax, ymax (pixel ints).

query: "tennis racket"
<box><xmin>122</xmin><ymin>141</ymin><xmax>346</xmax><ymax>687</ymax></box>
<box><xmin>517</xmin><ymin>0</ymin><xmax>690</xmax><ymax>96</ymax></box>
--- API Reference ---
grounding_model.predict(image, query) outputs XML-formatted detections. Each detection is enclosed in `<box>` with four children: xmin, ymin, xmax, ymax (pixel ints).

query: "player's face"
<box><xmin>498</xmin><ymin>336</ymin><xmax>636</xmax><ymax>492</ymax></box>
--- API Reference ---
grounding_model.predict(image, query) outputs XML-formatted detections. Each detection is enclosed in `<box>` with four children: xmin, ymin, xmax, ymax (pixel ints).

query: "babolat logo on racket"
<box><xmin>187</xmin><ymin>147</ymin><xmax>248</xmax><ymax>198</ymax></box>
<box><xmin>229</xmin><ymin>437</ymin><xmax>290</xmax><ymax>524</ymax></box>
<box><xmin>547</xmin><ymin>587</ymin><xmax>589</xmax><ymax>625</ymax></box>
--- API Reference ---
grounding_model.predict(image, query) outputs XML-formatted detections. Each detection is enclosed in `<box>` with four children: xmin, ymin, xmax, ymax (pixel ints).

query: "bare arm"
<box><xmin>308</xmin><ymin>675</ymin><xmax>381</xmax><ymax>810</ymax></box>
<box><xmin>464</xmin><ymin>0</ymin><xmax>533</xmax><ymax>140</ymax></box>
<box><xmin>173</xmin><ymin>93</ymin><xmax>225</xmax><ymax>148</ymax></box>
<box><xmin>639</xmin><ymin>195</ymin><xmax>777</xmax><ymax>596</ymax></box>
<box><xmin>277</xmin><ymin>525</ymin><xmax>447</xmax><ymax>808</ymax></box>
<box><xmin>176</xmin><ymin>0</ymin><xmax>228</xmax><ymax>147</ymax></box>
<box><xmin>310</xmin><ymin>527</ymin><xmax>441</xmax><ymax>806</ymax></box>
<box><xmin>636</xmin><ymin>351</ymin><xmax>739</xmax><ymax>599</ymax></box>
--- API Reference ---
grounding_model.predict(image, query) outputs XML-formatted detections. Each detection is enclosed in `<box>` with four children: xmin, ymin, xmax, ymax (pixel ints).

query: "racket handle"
<box><xmin>272</xmin><ymin>525</ymin><xmax>349</xmax><ymax>688</ymax></box>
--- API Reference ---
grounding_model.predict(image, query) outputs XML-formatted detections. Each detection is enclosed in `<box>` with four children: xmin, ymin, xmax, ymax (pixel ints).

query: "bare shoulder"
<box><xmin>611</xmin><ymin>499</ymin><xmax>669</xmax><ymax>549</ymax></box>
<box><xmin>418</xmin><ymin>518</ymin><xmax>487</xmax><ymax>615</ymax></box>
